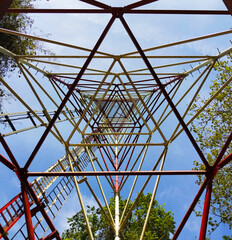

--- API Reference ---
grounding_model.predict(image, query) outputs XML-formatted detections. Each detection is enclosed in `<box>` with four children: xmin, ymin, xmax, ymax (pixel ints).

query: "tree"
<box><xmin>62</xmin><ymin>193</ymin><xmax>175</xmax><ymax>240</ymax></box>
<box><xmin>0</xmin><ymin>0</ymin><xmax>39</xmax><ymax>77</ymax></box>
<box><xmin>190</xmin><ymin>55</ymin><xmax>232</xmax><ymax>238</ymax></box>
<box><xmin>0</xmin><ymin>0</ymin><xmax>50</xmax><ymax>111</ymax></box>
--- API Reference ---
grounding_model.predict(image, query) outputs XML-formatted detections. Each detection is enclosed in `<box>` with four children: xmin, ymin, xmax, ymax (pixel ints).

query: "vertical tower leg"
<box><xmin>115</xmin><ymin>191</ymin><xmax>120</xmax><ymax>240</ymax></box>
<box><xmin>115</xmin><ymin>140</ymin><xmax>120</xmax><ymax>240</ymax></box>
<box><xmin>199</xmin><ymin>179</ymin><xmax>213</xmax><ymax>240</ymax></box>
<box><xmin>21</xmin><ymin>183</ymin><xmax>35</xmax><ymax>240</ymax></box>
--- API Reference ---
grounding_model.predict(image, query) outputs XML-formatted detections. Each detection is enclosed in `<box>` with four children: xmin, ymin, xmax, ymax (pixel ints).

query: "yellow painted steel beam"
<box><xmin>0</xmin><ymin>77</ymin><xmax>62</xmax><ymax>142</ymax></box>
<box><xmin>119</xmin><ymin>147</ymin><xmax>168</xmax><ymax>231</ymax></box>
<box><xmin>118</xmin><ymin>60</ymin><xmax>167</xmax><ymax>142</ymax></box>
<box><xmin>172</xmin><ymin>76</ymin><xmax>232</xmax><ymax>142</ymax></box>
<box><xmin>157</xmin><ymin>64</ymin><xmax>213</xmax><ymax>127</ymax></box>
<box><xmin>0</xmin><ymin>27</ymin><xmax>112</xmax><ymax>57</ymax></box>
<box><xmin>84</xmin><ymin>144</ymin><xmax>115</xmax><ymax>226</ymax></box>
<box><xmin>67</xmin><ymin>60</ymin><xmax>117</xmax><ymax>143</ymax></box>
<box><xmin>169</xmin><ymin>62</ymin><xmax>216</xmax><ymax>142</ymax></box>
<box><xmin>69</xmin><ymin>143</ymin><xmax>165</xmax><ymax>147</ymax></box>
<box><xmin>120</xmin><ymin>137</ymin><xmax>151</xmax><ymax>223</ymax></box>
<box><xmin>122</xmin><ymin>29</ymin><xmax>232</xmax><ymax>56</ymax></box>
<box><xmin>83</xmin><ymin>132</ymin><xmax>150</xmax><ymax>135</ymax></box>
<box><xmin>140</xmin><ymin>149</ymin><xmax>167</xmax><ymax>239</ymax></box>
<box><xmin>25</xmin><ymin>58</ymin><xmax>110</xmax><ymax>74</ymax></box>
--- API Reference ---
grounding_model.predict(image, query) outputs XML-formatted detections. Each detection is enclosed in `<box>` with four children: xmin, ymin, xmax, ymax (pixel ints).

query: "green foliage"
<box><xmin>62</xmin><ymin>193</ymin><xmax>175</xmax><ymax>240</ymax></box>
<box><xmin>222</xmin><ymin>235</ymin><xmax>232</xmax><ymax>240</ymax></box>
<box><xmin>0</xmin><ymin>0</ymin><xmax>38</xmax><ymax>77</ymax></box>
<box><xmin>190</xmin><ymin>55</ymin><xmax>232</xmax><ymax>237</ymax></box>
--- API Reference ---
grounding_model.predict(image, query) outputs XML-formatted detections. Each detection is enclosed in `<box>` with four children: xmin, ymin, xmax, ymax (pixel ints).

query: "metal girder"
<box><xmin>223</xmin><ymin>0</ymin><xmax>232</xmax><ymax>15</ymax></box>
<box><xmin>0</xmin><ymin>0</ymin><xmax>14</xmax><ymax>20</ymax></box>
<box><xmin>0</xmin><ymin>2</ymin><xmax>231</xmax><ymax>240</ymax></box>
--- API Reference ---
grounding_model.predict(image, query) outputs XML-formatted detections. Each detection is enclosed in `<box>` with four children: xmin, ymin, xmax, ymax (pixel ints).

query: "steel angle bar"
<box><xmin>21</xmin><ymin>183</ymin><xmax>35</xmax><ymax>240</ymax></box>
<box><xmin>213</xmin><ymin>131</ymin><xmax>232</xmax><ymax>168</ymax></box>
<box><xmin>0</xmin><ymin>0</ymin><xmax>14</xmax><ymax>20</ymax></box>
<box><xmin>0</xmin><ymin>154</ymin><xmax>16</xmax><ymax>170</ymax></box>
<box><xmin>147</xmin><ymin>77</ymin><xmax>182</xmax><ymax>128</ymax></box>
<box><xmin>5</xmin><ymin>8</ymin><xmax>230</xmax><ymax>15</ymax></box>
<box><xmin>223</xmin><ymin>0</ymin><xmax>232</xmax><ymax>15</ymax></box>
<box><xmin>27</xmin><ymin>170</ymin><xmax>207</xmax><ymax>177</ymax></box>
<box><xmin>26</xmin><ymin>182</ymin><xmax>62</xmax><ymax>240</ymax></box>
<box><xmin>217</xmin><ymin>153</ymin><xmax>232</xmax><ymax>169</ymax></box>
<box><xmin>81</xmin><ymin>86</ymin><xmax>117</xmax><ymax>133</ymax></box>
<box><xmin>140</xmin><ymin>147</ymin><xmax>167</xmax><ymax>240</ymax></box>
<box><xmin>199</xmin><ymin>180</ymin><xmax>213</xmax><ymax>240</ymax></box>
<box><xmin>117</xmin><ymin>76</ymin><xmax>152</xmax><ymax>134</ymax></box>
<box><xmin>24</xmin><ymin>16</ymin><xmax>116</xmax><ymax>170</ymax></box>
<box><xmin>79</xmin><ymin>0</ymin><xmax>111</xmax><ymax>10</ymax></box>
<box><xmin>119</xmin><ymin>137</ymin><xmax>151</xmax><ymax>223</ymax></box>
<box><xmin>173</xmin><ymin>76</ymin><xmax>232</xmax><ymax>141</ymax></box>
<box><xmin>172</xmin><ymin>179</ymin><xmax>208</xmax><ymax>240</ymax></box>
<box><xmin>117</xmin><ymin>133</ymin><xmax>139</xmax><ymax>170</ymax></box>
<box><xmin>126</xmin><ymin>59</ymin><xmax>208</xmax><ymax>75</ymax></box>
<box><xmin>126</xmin><ymin>9</ymin><xmax>230</xmax><ymax>15</ymax></box>
<box><xmin>169</xmin><ymin>63</ymin><xmax>215</xmax><ymax>142</ymax></box>
<box><xmin>183</xmin><ymin>46</ymin><xmax>232</xmax><ymax>77</ymax></box>
<box><xmin>122</xmin><ymin>29</ymin><xmax>232</xmax><ymax>57</ymax></box>
<box><xmin>2</xmin><ymin>116</ymin><xmax>79</xmax><ymax>137</ymax></box>
<box><xmin>69</xmin><ymin>142</ymin><xmax>165</xmax><ymax>147</ymax></box>
<box><xmin>120</xmin><ymin>55</ymin><xmax>213</xmax><ymax>59</ymax></box>
<box><xmin>0</xmin><ymin>46</ymin><xmax>48</xmax><ymax>76</ymax></box>
<box><xmin>84</xmin><ymin>144</ymin><xmax>115</xmax><ymax>226</ymax></box>
<box><xmin>65</xmin><ymin>150</ymin><xmax>94</xmax><ymax>240</ymax></box>
<box><xmin>25</xmin><ymin>58</ymin><xmax>109</xmax><ymax>75</ymax></box>
<box><xmin>124</xmin><ymin>0</ymin><xmax>158</xmax><ymax>10</ymax></box>
<box><xmin>119</xmin><ymin>146</ymin><xmax>167</xmax><ymax>229</ymax></box>
<box><xmin>67</xmin><ymin>63</ymin><xmax>117</xmax><ymax>143</ymax></box>
<box><xmin>0</xmin><ymin>28</ymin><xmax>112</xmax><ymax>57</ymax></box>
<box><xmin>157</xmin><ymin>65</ymin><xmax>211</xmax><ymax>128</ymax></box>
<box><xmin>19</xmin><ymin>65</ymin><xmax>76</xmax><ymax>126</ymax></box>
<box><xmin>118</xmin><ymin>59</ymin><xmax>167</xmax><ymax>142</ymax></box>
<box><xmin>6</xmin><ymin>8</ymin><xmax>108</xmax><ymax>14</ymax></box>
<box><xmin>0</xmin><ymin>77</ymin><xmax>62</xmax><ymax>142</ymax></box>
<box><xmin>0</xmin><ymin>135</ymin><xmax>20</xmax><ymax>169</ymax></box>
<box><xmin>119</xmin><ymin>16</ymin><xmax>210</xmax><ymax>170</ymax></box>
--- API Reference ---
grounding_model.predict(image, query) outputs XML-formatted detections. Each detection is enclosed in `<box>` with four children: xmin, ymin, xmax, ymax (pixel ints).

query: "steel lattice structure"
<box><xmin>0</xmin><ymin>0</ymin><xmax>231</xmax><ymax>239</ymax></box>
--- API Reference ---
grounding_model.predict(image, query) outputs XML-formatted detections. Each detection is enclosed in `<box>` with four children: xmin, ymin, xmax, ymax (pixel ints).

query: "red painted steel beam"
<box><xmin>223</xmin><ymin>0</ymin><xmax>232</xmax><ymax>15</ymax></box>
<box><xmin>129</xmin><ymin>9</ymin><xmax>230</xmax><ymax>15</ymax></box>
<box><xmin>172</xmin><ymin>178</ymin><xmax>208</xmax><ymax>240</ymax></box>
<box><xmin>5</xmin><ymin>8</ymin><xmax>230</xmax><ymax>15</ymax></box>
<box><xmin>0</xmin><ymin>224</ymin><xmax>9</xmax><ymax>240</ymax></box>
<box><xmin>27</xmin><ymin>170</ymin><xmax>207</xmax><ymax>177</ymax></box>
<box><xmin>119</xmin><ymin>16</ymin><xmax>210</xmax><ymax>170</ymax></box>
<box><xmin>213</xmin><ymin>131</ymin><xmax>232</xmax><ymax>167</ymax></box>
<box><xmin>199</xmin><ymin>180</ymin><xmax>213</xmax><ymax>240</ymax></box>
<box><xmin>0</xmin><ymin>0</ymin><xmax>14</xmax><ymax>20</ymax></box>
<box><xmin>0</xmin><ymin>225</ymin><xmax>8</xmax><ymax>240</ymax></box>
<box><xmin>125</xmin><ymin>0</ymin><xmax>158</xmax><ymax>10</ymax></box>
<box><xmin>41</xmin><ymin>230</ymin><xmax>59</xmax><ymax>240</ymax></box>
<box><xmin>0</xmin><ymin>154</ymin><xmax>16</xmax><ymax>170</ymax></box>
<box><xmin>217</xmin><ymin>152</ymin><xmax>232</xmax><ymax>169</ymax></box>
<box><xmin>79</xmin><ymin>0</ymin><xmax>110</xmax><ymax>10</ymax></box>
<box><xmin>26</xmin><ymin>182</ymin><xmax>62</xmax><ymax>240</ymax></box>
<box><xmin>24</xmin><ymin>16</ymin><xmax>116</xmax><ymax>170</ymax></box>
<box><xmin>97</xmin><ymin>146</ymin><xmax>115</xmax><ymax>187</ymax></box>
<box><xmin>0</xmin><ymin>135</ymin><xmax>20</xmax><ymax>169</ymax></box>
<box><xmin>21</xmin><ymin>183</ymin><xmax>35</xmax><ymax>240</ymax></box>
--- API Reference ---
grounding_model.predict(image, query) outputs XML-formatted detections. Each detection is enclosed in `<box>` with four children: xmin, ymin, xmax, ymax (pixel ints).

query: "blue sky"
<box><xmin>0</xmin><ymin>0</ymin><xmax>232</xmax><ymax>239</ymax></box>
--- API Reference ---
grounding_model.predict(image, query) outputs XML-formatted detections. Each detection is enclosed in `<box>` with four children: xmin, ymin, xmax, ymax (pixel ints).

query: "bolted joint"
<box><xmin>112</xmin><ymin>7</ymin><xmax>124</xmax><ymax>18</ymax></box>
<box><xmin>206</xmin><ymin>166</ymin><xmax>214</xmax><ymax>181</ymax></box>
<box><xmin>18</xmin><ymin>167</ymin><xmax>28</xmax><ymax>182</ymax></box>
